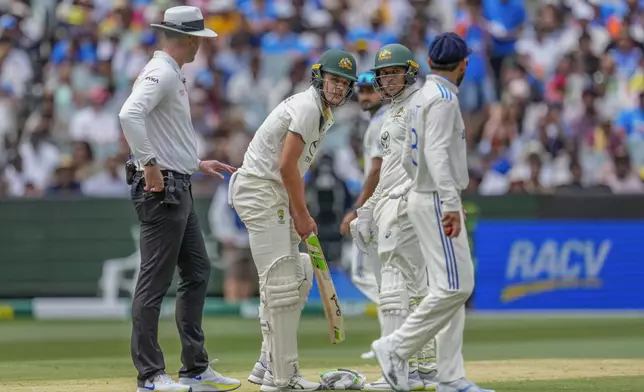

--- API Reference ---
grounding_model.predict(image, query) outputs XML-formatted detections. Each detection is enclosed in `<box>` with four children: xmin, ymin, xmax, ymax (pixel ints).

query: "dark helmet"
<box><xmin>371</xmin><ymin>43</ymin><xmax>419</xmax><ymax>95</ymax></box>
<box><xmin>311</xmin><ymin>49</ymin><xmax>358</xmax><ymax>105</ymax></box>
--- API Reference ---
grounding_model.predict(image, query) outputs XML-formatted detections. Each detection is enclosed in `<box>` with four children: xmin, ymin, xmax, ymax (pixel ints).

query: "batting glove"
<box><xmin>357</xmin><ymin>207</ymin><xmax>377</xmax><ymax>243</ymax></box>
<box><xmin>350</xmin><ymin>218</ymin><xmax>370</xmax><ymax>253</ymax></box>
<box><xmin>389</xmin><ymin>179</ymin><xmax>412</xmax><ymax>200</ymax></box>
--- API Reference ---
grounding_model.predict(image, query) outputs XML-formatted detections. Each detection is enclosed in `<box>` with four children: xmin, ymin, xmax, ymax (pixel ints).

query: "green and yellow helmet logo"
<box><xmin>378</xmin><ymin>48</ymin><xmax>392</xmax><ymax>61</ymax></box>
<box><xmin>338</xmin><ymin>57</ymin><xmax>353</xmax><ymax>71</ymax></box>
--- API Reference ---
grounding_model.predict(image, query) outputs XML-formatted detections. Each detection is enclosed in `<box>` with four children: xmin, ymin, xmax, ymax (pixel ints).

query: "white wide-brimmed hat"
<box><xmin>151</xmin><ymin>6</ymin><xmax>217</xmax><ymax>38</ymax></box>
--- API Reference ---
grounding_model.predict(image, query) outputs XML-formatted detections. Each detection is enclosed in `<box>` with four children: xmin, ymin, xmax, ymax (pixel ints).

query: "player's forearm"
<box><xmin>119</xmin><ymin>107</ymin><xmax>155</xmax><ymax>162</ymax></box>
<box><xmin>427</xmin><ymin>150</ymin><xmax>460</xmax><ymax>211</ymax></box>
<box><xmin>354</xmin><ymin>162</ymin><xmax>381</xmax><ymax>208</ymax></box>
<box><xmin>280</xmin><ymin>165</ymin><xmax>308</xmax><ymax>218</ymax></box>
<box><xmin>360</xmin><ymin>181</ymin><xmax>383</xmax><ymax>212</ymax></box>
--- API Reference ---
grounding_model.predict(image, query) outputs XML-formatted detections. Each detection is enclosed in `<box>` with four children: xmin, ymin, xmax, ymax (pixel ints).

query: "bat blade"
<box><xmin>305</xmin><ymin>234</ymin><xmax>345</xmax><ymax>344</ymax></box>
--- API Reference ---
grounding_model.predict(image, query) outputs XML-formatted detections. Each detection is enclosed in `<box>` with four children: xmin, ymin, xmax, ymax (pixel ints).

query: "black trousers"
<box><xmin>130</xmin><ymin>173</ymin><xmax>211</xmax><ymax>385</ymax></box>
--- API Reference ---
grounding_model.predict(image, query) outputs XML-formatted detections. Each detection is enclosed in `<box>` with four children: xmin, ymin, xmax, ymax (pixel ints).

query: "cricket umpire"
<box><xmin>119</xmin><ymin>6</ymin><xmax>240</xmax><ymax>392</ymax></box>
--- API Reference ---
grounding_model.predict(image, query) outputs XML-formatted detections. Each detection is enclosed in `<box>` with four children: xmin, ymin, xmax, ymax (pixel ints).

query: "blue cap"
<box><xmin>428</xmin><ymin>32</ymin><xmax>471</xmax><ymax>65</ymax></box>
<box><xmin>356</xmin><ymin>71</ymin><xmax>375</xmax><ymax>87</ymax></box>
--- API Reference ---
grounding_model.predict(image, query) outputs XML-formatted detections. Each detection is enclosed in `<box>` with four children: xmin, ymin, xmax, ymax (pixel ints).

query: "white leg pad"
<box><xmin>379</xmin><ymin>266</ymin><xmax>410</xmax><ymax>338</ymax></box>
<box><xmin>259</xmin><ymin>299</ymin><xmax>269</xmax><ymax>358</ymax></box>
<box><xmin>264</xmin><ymin>255</ymin><xmax>304</xmax><ymax>387</ymax></box>
<box><xmin>298</xmin><ymin>252</ymin><xmax>314</xmax><ymax>310</ymax></box>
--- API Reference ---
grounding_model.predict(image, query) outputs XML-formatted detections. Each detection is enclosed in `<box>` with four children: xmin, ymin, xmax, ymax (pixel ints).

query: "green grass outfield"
<box><xmin>0</xmin><ymin>314</ymin><xmax>643</xmax><ymax>391</ymax></box>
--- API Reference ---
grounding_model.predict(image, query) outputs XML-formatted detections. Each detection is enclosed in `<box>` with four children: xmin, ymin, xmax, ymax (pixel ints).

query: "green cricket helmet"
<box><xmin>371</xmin><ymin>43</ymin><xmax>419</xmax><ymax>95</ymax></box>
<box><xmin>311</xmin><ymin>49</ymin><xmax>358</xmax><ymax>106</ymax></box>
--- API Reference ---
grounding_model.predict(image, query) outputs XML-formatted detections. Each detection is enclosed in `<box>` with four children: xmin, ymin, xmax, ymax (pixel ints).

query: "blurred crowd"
<box><xmin>3</xmin><ymin>0</ymin><xmax>644</xmax><ymax>301</ymax></box>
<box><xmin>2</xmin><ymin>0</ymin><xmax>644</xmax><ymax>200</ymax></box>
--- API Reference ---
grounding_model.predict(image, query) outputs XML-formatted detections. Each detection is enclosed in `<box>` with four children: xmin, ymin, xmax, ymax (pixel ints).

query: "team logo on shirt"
<box><xmin>392</xmin><ymin>107</ymin><xmax>404</xmax><ymax>118</ymax></box>
<box><xmin>277</xmin><ymin>209</ymin><xmax>285</xmax><ymax>224</ymax></box>
<box><xmin>378</xmin><ymin>49</ymin><xmax>392</xmax><ymax>61</ymax></box>
<box><xmin>338</xmin><ymin>57</ymin><xmax>353</xmax><ymax>70</ymax></box>
<box><xmin>380</xmin><ymin>131</ymin><xmax>390</xmax><ymax>149</ymax></box>
<box><xmin>305</xmin><ymin>140</ymin><xmax>319</xmax><ymax>163</ymax></box>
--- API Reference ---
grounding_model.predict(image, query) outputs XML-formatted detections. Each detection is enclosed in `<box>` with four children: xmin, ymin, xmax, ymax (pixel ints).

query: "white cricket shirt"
<box><xmin>119</xmin><ymin>51</ymin><xmax>199</xmax><ymax>174</ymax></box>
<box><xmin>362</xmin><ymin>104</ymin><xmax>387</xmax><ymax>176</ymax></box>
<box><xmin>239</xmin><ymin>86</ymin><xmax>334</xmax><ymax>181</ymax></box>
<box><xmin>362</xmin><ymin>87</ymin><xmax>419</xmax><ymax>211</ymax></box>
<box><xmin>402</xmin><ymin>75</ymin><xmax>469</xmax><ymax>211</ymax></box>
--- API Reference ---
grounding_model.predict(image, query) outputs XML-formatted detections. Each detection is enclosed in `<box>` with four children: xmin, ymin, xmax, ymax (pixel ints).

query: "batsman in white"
<box><xmin>353</xmin><ymin>44</ymin><xmax>437</xmax><ymax>392</ymax></box>
<box><xmin>227</xmin><ymin>49</ymin><xmax>358</xmax><ymax>392</ymax></box>
<box><xmin>339</xmin><ymin>71</ymin><xmax>387</xmax><ymax>359</ymax></box>
<box><xmin>370</xmin><ymin>33</ymin><xmax>494</xmax><ymax>392</ymax></box>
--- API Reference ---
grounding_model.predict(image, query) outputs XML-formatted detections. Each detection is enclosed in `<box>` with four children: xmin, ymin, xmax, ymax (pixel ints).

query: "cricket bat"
<box><xmin>305</xmin><ymin>233</ymin><xmax>345</xmax><ymax>344</ymax></box>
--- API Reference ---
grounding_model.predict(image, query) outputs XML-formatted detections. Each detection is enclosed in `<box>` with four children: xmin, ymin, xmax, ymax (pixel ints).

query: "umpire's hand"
<box><xmin>144</xmin><ymin>165</ymin><xmax>164</xmax><ymax>192</ymax></box>
<box><xmin>199</xmin><ymin>160</ymin><xmax>237</xmax><ymax>179</ymax></box>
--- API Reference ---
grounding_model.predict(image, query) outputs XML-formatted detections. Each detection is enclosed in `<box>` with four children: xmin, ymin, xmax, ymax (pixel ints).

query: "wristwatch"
<box><xmin>143</xmin><ymin>157</ymin><xmax>157</xmax><ymax>166</ymax></box>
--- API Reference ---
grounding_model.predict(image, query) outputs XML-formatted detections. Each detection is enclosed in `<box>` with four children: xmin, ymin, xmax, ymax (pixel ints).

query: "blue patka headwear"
<box><xmin>428</xmin><ymin>32</ymin><xmax>471</xmax><ymax>66</ymax></box>
<box><xmin>356</xmin><ymin>71</ymin><xmax>376</xmax><ymax>87</ymax></box>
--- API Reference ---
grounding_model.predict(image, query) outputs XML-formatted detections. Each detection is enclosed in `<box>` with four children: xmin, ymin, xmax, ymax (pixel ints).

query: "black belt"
<box><xmin>135</xmin><ymin>170</ymin><xmax>191</xmax><ymax>181</ymax></box>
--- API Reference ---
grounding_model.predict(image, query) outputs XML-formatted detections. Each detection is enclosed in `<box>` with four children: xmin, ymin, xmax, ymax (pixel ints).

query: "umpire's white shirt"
<box><xmin>119</xmin><ymin>51</ymin><xmax>199</xmax><ymax>174</ymax></box>
<box><xmin>403</xmin><ymin>75</ymin><xmax>468</xmax><ymax>211</ymax></box>
<box><xmin>239</xmin><ymin>86</ymin><xmax>334</xmax><ymax>182</ymax></box>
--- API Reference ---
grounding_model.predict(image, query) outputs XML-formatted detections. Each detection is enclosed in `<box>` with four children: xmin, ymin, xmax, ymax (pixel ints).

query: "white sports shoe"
<box><xmin>179</xmin><ymin>365</ymin><xmax>241</xmax><ymax>392</ymax></box>
<box><xmin>137</xmin><ymin>373</ymin><xmax>191</xmax><ymax>392</ymax></box>
<box><xmin>418</xmin><ymin>369</ymin><xmax>438</xmax><ymax>391</ymax></box>
<box><xmin>363</xmin><ymin>376</ymin><xmax>391</xmax><ymax>391</ymax></box>
<box><xmin>361</xmin><ymin>350</ymin><xmax>376</xmax><ymax>359</ymax></box>
<box><xmin>437</xmin><ymin>378</ymin><xmax>495</xmax><ymax>392</ymax></box>
<box><xmin>364</xmin><ymin>374</ymin><xmax>424</xmax><ymax>391</ymax></box>
<box><xmin>371</xmin><ymin>337</ymin><xmax>409</xmax><ymax>392</ymax></box>
<box><xmin>259</xmin><ymin>369</ymin><xmax>320</xmax><ymax>392</ymax></box>
<box><xmin>408</xmin><ymin>371</ymin><xmax>429</xmax><ymax>391</ymax></box>
<box><xmin>248</xmin><ymin>358</ymin><xmax>269</xmax><ymax>385</ymax></box>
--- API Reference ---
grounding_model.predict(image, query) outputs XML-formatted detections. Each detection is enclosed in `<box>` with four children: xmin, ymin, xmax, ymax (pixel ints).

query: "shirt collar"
<box><xmin>308</xmin><ymin>86</ymin><xmax>333</xmax><ymax>121</ymax></box>
<box><xmin>426</xmin><ymin>74</ymin><xmax>459</xmax><ymax>95</ymax></box>
<box><xmin>392</xmin><ymin>86</ymin><xmax>419</xmax><ymax>104</ymax></box>
<box><xmin>153</xmin><ymin>50</ymin><xmax>182</xmax><ymax>74</ymax></box>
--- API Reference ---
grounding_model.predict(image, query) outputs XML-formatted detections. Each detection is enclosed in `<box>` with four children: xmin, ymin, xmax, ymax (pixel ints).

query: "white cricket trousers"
<box><xmin>374</xmin><ymin>197</ymin><xmax>428</xmax><ymax>298</ymax></box>
<box><xmin>350</xmin><ymin>243</ymin><xmax>381</xmax><ymax>304</ymax></box>
<box><xmin>230</xmin><ymin>172</ymin><xmax>301</xmax><ymax>280</ymax></box>
<box><xmin>389</xmin><ymin>191</ymin><xmax>474</xmax><ymax>383</ymax></box>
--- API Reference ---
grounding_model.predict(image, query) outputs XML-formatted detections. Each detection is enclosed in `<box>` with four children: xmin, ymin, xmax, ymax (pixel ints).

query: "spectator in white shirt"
<box><xmin>69</xmin><ymin>87</ymin><xmax>121</xmax><ymax>159</ymax></box>
<box><xmin>82</xmin><ymin>155</ymin><xmax>129</xmax><ymax>197</ymax></box>
<box><xmin>226</xmin><ymin>52</ymin><xmax>272</xmax><ymax>131</ymax></box>
<box><xmin>18</xmin><ymin>128</ymin><xmax>60</xmax><ymax>192</ymax></box>
<box><xmin>603</xmin><ymin>153</ymin><xmax>644</xmax><ymax>194</ymax></box>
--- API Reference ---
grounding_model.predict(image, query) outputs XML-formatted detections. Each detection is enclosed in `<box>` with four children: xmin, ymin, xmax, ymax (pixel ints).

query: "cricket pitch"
<box><xmin>3</xmin><ymin>358</ymin><xmax>644</xmax><ymax>392</ymax></box>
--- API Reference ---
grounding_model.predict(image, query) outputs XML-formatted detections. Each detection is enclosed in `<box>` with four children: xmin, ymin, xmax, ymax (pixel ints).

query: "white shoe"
<box><xmin>259</xmin><ymin>369</ymin><xmax>320</xmax><ymax>392</ymax></box>
<box><xmin>364</xmin><ymin>376</ymin><xmax>391</xmax><ymax>391</ymax></box>
<box><xmin>138</xmin><ymin>374</ymin><xmax>191</xmax><ymax>391</ymax></box>
<box><xmin>437</xmin><ymin>378</ymin><xmax>494</xmax><ymax>392</ymax></box>
<box><xmin>361</xmin><ymin>350</ymin><xmax>376</xmax><ymax>359</ymax></box>
<box><xmin>179</xmin><ymin>365</ymin><xmax>241</xmax><ymax>392</ymax></box>
<box><xmin>371</xmin><ymin>338</ymin><xmax>409</xmax><ymax>392</ymax></box>
<box><xmin>248</xmin><ymin>358</ymin><xmax>269</xmax><ymax>385</ymax></box>
<box><xmin>408</xmin><ymin>371</ymin><xmax>427</xmax><ymax>391</ymax></box>
<box><xmin>364</xmin><ymin>374</ymin><xmax>424</xmax><ymax>391</ymax></box>
<box><xmin>418</xmin><ymin>369</ymin><xmax>437</xmax><ymax>391</ymax></box>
